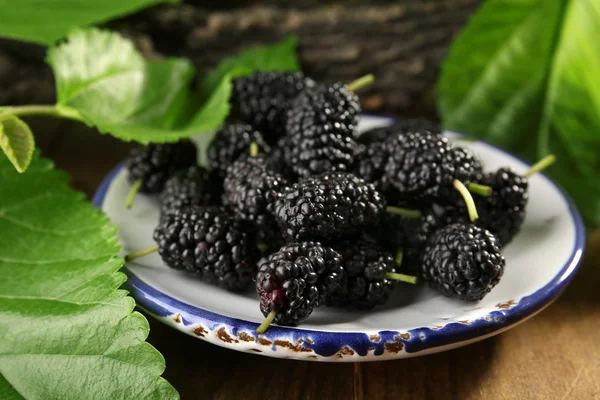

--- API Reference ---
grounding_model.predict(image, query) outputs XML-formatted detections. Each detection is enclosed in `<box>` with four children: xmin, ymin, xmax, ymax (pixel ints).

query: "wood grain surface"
<box><xmin>36</xmin><ymin>121</ymin><xmax>600</xmax><ymax>400</ymax></box>
<box><xmin>0</xmin><ymin>0</ymin><xmax>481</xmax><ymax>117</ymax></box>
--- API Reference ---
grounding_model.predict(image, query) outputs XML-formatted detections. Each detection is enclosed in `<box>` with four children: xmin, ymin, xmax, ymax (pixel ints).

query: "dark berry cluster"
<box><xmin>256</xmin><ymin>241</ymin><xmax>344</xmax><ymax>326</ymax></box>
<box><xmin>153</xmin><ymin>206</ymin><xmax>260</xmax><ymax>291</ymax></box>
<box><xmin>159</xmin><ymin>165</ymin><xmax>217</xmax><ymax>219</ymax></box>
<box><xmin>123</xmin><ymin>71</ymin><xmax>543</xmax><ymax>333</ymax></box>
<box><xmin>354</xmin><ymin>118</ymin><xmax>446</xmax><ymax>197</ymax></box>
<box><xmin>329</xmin><ymin>239</ymin><xmax>397</xmax><ymax>310</ymax></box>
<box><xmin>274</xmin><ymin>172</ymin><xmax>385</xmax><ymax>240</ymax></box>
<box><xmin>207</xmin><ymin>123</ymin><xmax>270</xmax><ymax>180</ymax></box>
<box><xmin>231</xmin><ymin>72</ymin><xmax>313</xmax><ymax>142</ymax></box>
<box><xmin>223</xmin><ymin>154</ymin><xmax>288</xmax><ymax>224</ymax></box>
<box><xmin>384</xmin><ymin>132</ymin><xmax>483</xmax><ymax>205</ymax></box>
<box><xmin>421</xmin><ymin>223</ymin><xmax>505</xmax><ymax>301</ymax></box>
<box><xmin>376</xmin><ymin>205</ymin><xmax>466</xmax><ymax>273</ymax></box>
<box><xmin>222</xmin><ymin>154</ymin><xmax>289</xmax><ymax>250</ymax></box>
<box><xmin>284</xmin><ymin>82</ymin><xmax>361</xmax><ymax>177</ymax></box>
<box><xmin>353</xmin><ymin>141</ymin><xmax>390</xmax><ymax>193</ymax></box>
<box><xmin>267</xmin><ymin>136</ymin><xmax>296</xmax><ymax>181</ymax></box>
<box><xmin>474</xmin><ymin>168</ymin><xmax>528</xmax><ymax>245</ymax></box>
<box><xmin>126</xmin><ymin>140</ymin><xmax>197</xmax><ymax>194</ymax></box>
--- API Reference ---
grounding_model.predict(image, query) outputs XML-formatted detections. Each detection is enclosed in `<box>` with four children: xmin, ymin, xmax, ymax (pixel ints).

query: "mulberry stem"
<box><xmin>0</xmin><ymin>104</ymin><xmax>84</xmax><ymax>122</ymax></box>
<box><xmin>257</xmin><ymin>243</ymin><xmax>268</xmax><ymax>252</ymax></box>
<box><xmin>347</xmin><ymin>74</ymin><xmax>375</xmax><ymax>92</ymax></box>
<box><xmin>384</xmin><ymin>272</ymin><xmax>417</xmax><ymax>284</ymax></box>
<box><xmin>453</xmin><ymin>179</ymin><xmax>479</xmax><ymax>222</ymax></box>
<box><xmin>126</xmin><ymin>179</ymin><xmax>143</xmax><ymax>209</ymax></box>
<box><xmin>125</xmin><ymin>245</ymin><xmax>159</xmax><ymax>262</ymax></box>
<box><xmin>256</xmin><ymin>309</ymin><xmax>277</xmax><ymax>334</ymax></box>
<box><xmin>524</xmin><ymin>154</ymin><xmax>556</xmax><ymax>178</ymax></box>
<box><xmin>468</xmin><ymin>182</ymin><xmax>492</xmax><ymax>197</ymax></box>
<box><xmin>394</xmin><ymin>250</ymin><xmax>404</xmax><ymax>267</ymax></box>
<box><xmin>386</xmin><ymin>206</ymin><xmax>421</xmax><ymax>219</ymax></box>
<box><xmin>250</xmin><ymin>142</ymin><xmax>259</xmax><ymax>157</ymax></box>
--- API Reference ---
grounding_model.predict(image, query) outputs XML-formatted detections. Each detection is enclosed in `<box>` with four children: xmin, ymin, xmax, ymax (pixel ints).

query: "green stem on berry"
<box><xmin>256</xmin><ymin>309</ymin><xmax>277</xmax><ymax>334</ymax></box>
<box><xmin>394</xmin><ymin>249</ymin><xmax>404</xmax><ymax>267</ymax></box>
<box><xmin>453</xmin><ymin>179</ymin><xmax>479</xmax><ymax>222</ymax></box>
<box><xmin>384</xmin><ymin>272</ymin><xmax>418</xmax><ymax>284</ymax></box>
<box><xmin>125</xmin><ymin>244</ymin><xmax>159</xmax><ymax>262</ymax></box>
<box><xmin>385</xmin><ymin>206</ymin><xmax>422</xmax><ymax>219</ymax></box>
<box><xmin>347</xmin><ymin>74</ymin><xmax>375</xmax><ymax>92</ymax></box>
<box><xmin>467</xmin><ymin>183</ymin><xmax>492</xmax><ymax>197</ymax></box>
<box><xmin>126</xmin><ymin>179</ymin><xmax>144</xmax><ymax>209</ymax></box>
<box><xmin>524</xmin><ymin>154</ymin><xmax>556</xmax><ymax>178</ymax></box>
<box><xmin>258</xmin><ymin>243</ymin><xmax>268</xmax><ymax>252</ymax></box>
<box><xmin>250</xmin><ymin>142</ymin><xmax>259</xmax><ymax>158</ymax></box>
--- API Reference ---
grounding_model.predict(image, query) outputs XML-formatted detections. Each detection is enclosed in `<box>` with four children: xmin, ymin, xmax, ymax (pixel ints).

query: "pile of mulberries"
<box><xmin>230</xmin><ymin>72</ymin><xmax>314</xmax><ymax>143</ymax></box>
<box><xmin>207</xmin><ymin>123</ymin><xmax>270</xmax><ymax>180</ymax></box>
<box><xmin>126</xmin><ymin>140</ymin><xmax>198</xmax><ymax>194</ymax></box>
<box><xmin>123</xmin><ymin>71</ymin><xmax>548</xmax><ymax>332</ymax></box>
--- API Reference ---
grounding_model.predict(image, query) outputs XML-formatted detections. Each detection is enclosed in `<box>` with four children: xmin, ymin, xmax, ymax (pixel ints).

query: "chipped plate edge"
<box><xmin>93</xmin><ymin>116</ymin><xmax>585</xmax><ymax>362</ymax></box>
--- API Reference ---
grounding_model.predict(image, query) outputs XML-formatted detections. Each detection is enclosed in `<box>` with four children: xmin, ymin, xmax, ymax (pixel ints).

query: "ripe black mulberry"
<box><xmin>421</xmin><ymin>223</ymin><xmax>505</xmax><ymax>301</ymax></box>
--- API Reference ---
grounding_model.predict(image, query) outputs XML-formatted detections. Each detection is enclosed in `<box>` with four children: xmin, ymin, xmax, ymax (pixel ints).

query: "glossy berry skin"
<box><xmin>267</xmin><ymin>136</ymin><xmax>297</xmax><ymax>182</ymax></box>
<box><xmin>357</xmin><ymin>117</ymin><xmax>441</xmax><ymax>146</ymax></box>
<box><xmin>354</xmin><ymin>119</ymin><xmax>445</xmax><ymax>194</ymax></box>
<box><xmin>256</xmin><ymin>218</ymin><xmax>287</xmax><ymax>255</ymax></box>
<box><xmin>286</xmin><ymin>82</ymin><xmax>361</xmax><ymax>137</ymax></box>
<box><xmin>383</xmin><ymin>131</ymin><xmax>453</xmax><ymax>204</ymax></box>
<box><xmin>207</xmin><ymin>123</ymin><xmax>270</xmax><ymax>180</ymax></box>
<box><xmin>352</xmin><ymin>141</ymin><xmax>390</xmax><ymax>193</ymax></box>
<box><xmin>422</xmin><ymin>223</ymin><xmax>505</xmax><ymax>301</ymax></box>
<box><xmin>384</xmin><ymin>132</ymin><xmax>482</xmax><ymax>205</ymax></box>
<box><xmin>285</xmin><ymin>82</ymin><xmax>361</xmax><ymax>177</ymax></box>
<box><xmin>223</xmin><ymin>155</ymin><xmax>289</xmax><ymax>252</ymax></box>
<box><xmin>255</xmin><ymin>242</ymin><xmax>344</xmax><ymax>326</ymax></box>
<box><xmin>153</xmin><ymin>206</ymin><xmax>260</xmax><ymax>291</ymax></box>
<box><xmin>445</xmin><ymin>146</ymin><xmax>484</xmax><ymax>201</ymax></box>
<box><xmin>223</xmin><ymin>155</ymin><xmax>288</xmax><ymax>225</ymax></box>
<box><xmin>475</xmin><ymin>168</ymin><xmax>528</xmax><ymax>245</ymax></box>
<box><xmin>329</xmin><ymin>239</ymin><xmax>397</xmax><ymax>310</ymax></box>
<box><xmin>126</xmin><ymin>140</ymin><xmax>197</xmax><ymax>194</ymax></box>
<box><xmin>274</xmin><ymin>172</ymin><xmax>386</xmax><ymax>240</ymax></box>
<box><xmin>284</xmin><ymin>132</ymin><xmax>359</xmax><ymax>178</ymax></box>
<box><xmin>159</xmin><ymin>166</ymin><xmax>218</xmax><ymax>219</ymax></box>
<box><xmin>231</xmin><ymin>72</ymin><xmax>313</xmax><ymax>141</ymax></box>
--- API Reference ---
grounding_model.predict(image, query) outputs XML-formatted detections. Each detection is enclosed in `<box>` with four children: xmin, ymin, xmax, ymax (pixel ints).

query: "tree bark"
<box><xmin>0</xmin><ymin>0</ymin><xmax>481</xmax><ymax>118</ymax></box>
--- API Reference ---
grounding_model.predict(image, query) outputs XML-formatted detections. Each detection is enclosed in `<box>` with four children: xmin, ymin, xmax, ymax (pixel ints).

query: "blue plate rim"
<box><xmin>93</xmin><ymin>115</ymin><xmax>586</xmax><ymax>359</ymax></box>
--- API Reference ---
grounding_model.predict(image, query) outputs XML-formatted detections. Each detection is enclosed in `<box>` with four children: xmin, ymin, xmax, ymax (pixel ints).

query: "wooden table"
<box><xmin>36</xmin><ymin>120</ymin><xmax>600</xmax><ymax>400</ymax></box>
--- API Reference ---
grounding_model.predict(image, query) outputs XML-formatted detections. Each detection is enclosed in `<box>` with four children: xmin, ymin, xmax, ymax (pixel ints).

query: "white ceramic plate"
<box><xmin>94</xmin><ymin>115</ymin><xmax>585</xmax><ymax>362</ymax></box>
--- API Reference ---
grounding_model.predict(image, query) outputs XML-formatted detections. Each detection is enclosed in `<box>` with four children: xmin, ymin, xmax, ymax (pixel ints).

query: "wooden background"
<box><xmin>0</xmin><ymin>0</ymin><xmax>481</xmax><ymax>117</ymax></box>
<box><xmin>6</xmin><ymin>0</ymin><xmax>600</xmax><ymax>398</ymax></box>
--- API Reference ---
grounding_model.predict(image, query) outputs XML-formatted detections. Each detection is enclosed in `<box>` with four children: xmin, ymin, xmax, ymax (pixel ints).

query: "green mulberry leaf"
<box><xmin>0</xmin><ymin>152</ymin><xmax>178</xmax><ymax>399</ymax></box>
<box><xmin>0</xmin><ymin>115</ymin><xmax>34</xmax><ymax>173</ymax></box>
<box><xmin>46</xmin><ymin>28</ymin><xmax>300</xmax><ymax>145</ymax></box>
<box><xmin>438</xmin><ymin>0</ymin><xmax>600</xmax><ymax>228</ymax></box>
<box><xmin>0</xmin><ymin>0</ymin><xmax>177</xmax><ymax>45</ymax></box>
